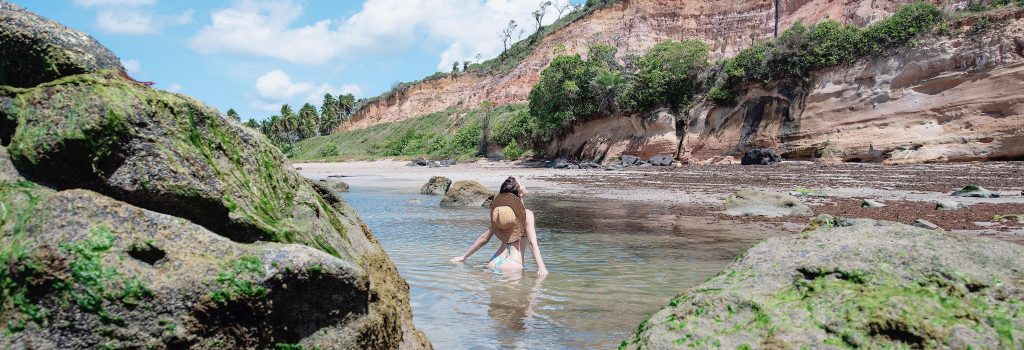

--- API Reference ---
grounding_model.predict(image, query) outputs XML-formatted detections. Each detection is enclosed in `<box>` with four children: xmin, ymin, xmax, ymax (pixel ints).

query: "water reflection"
<box><xmin>341</xmin><ymin>188</ymin><xmax>784</xmax><ymax>349</ymax></box>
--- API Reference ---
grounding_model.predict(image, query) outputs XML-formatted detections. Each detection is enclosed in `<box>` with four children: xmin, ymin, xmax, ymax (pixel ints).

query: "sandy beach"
<box><xmin>296</xmin><ymin>160</ymin><xmax>1024</xmax><ymax>244</ymax></box>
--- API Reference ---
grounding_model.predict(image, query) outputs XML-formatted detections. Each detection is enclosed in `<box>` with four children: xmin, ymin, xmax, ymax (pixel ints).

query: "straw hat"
<box><xmin>489</xmin><ymin>193</ymin><xmax>526</xmax><ymax>243</ymax></box>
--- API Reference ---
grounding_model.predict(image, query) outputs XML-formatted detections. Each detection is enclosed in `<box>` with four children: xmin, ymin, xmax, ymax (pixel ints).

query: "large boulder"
<box><xmin>740</xmin><ymin>148</ymin><xmax>781</xmax><ymax>165</ymax></box>
<box><xmin>0</xmin><ymin>2</ymin><xmax>125</xmax><ymax>88</ymax></box>
<box><xmin>724</xmin><ymin>190</ymin><xmax>813</xmax><ymax>217</ymax></box>
<box><xmin>0</xmin><ymin>6</ymin><xmax>429</xmax><ymax>349</ymax></box>
<box><xmin>439</xmin><ymin>180</ymin><xmax>496</xmax><ymax>207</ymax></box>
<box><xmin>622</xmin><ymin>220</ymin><xmax>1024</xmax><ymax>349</ymax></box>
<box><xmin>420</xmin><ymin>176</ymin><xmax>452</xmax><ymax>195</ymax></box>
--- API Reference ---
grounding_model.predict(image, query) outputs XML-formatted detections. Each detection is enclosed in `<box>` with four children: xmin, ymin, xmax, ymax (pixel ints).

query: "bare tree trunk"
<box><xmin>774</xmin><ymin>0</ymin><xmax>780</xmax><ymax>38</ymax></box>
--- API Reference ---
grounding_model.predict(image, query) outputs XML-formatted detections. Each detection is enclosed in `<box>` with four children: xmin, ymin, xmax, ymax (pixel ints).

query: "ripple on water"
<box><xmin>342</xmin><ymin>189</ymin><xmax>784</xmax><ymax>349</ymax></box>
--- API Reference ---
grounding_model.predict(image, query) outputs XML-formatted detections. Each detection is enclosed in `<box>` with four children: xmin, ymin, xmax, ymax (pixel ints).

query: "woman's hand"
<box><xmin>450</xmin><ymin>256</ymin><xmax>466</xmax><ymax>263</ymax></box>
<box><xmin>537</xmin><ymin>267</ymin><xmax>549</xmax><ymax>276</ymax></box>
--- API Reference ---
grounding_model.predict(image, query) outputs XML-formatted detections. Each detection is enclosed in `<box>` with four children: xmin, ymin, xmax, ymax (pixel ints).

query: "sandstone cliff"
<box><xmin>0</xmin><ymin>3</ymin><xmax>429</xmax><ymax>349</ymax></box>
<box><xmin>346</xmin><ymin>0</ymin><xmax>953</xmax><ymax>131</ymax></box>
<box><xmin>681</xmin><ymin>11</ymin><xmax>1024</xmax><ymax>164</ymax></box>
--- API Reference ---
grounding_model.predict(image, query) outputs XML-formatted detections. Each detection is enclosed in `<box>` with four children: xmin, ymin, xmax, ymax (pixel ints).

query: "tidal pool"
<box><xmin>342</xmin><ymin>188</ymin><xmax>784</xmax><ymax>349</ymax></box>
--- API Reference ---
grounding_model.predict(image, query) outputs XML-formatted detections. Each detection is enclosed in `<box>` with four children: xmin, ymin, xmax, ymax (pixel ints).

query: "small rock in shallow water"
<box><xmin>724</xmin><ymin>190</ymin><xmax>813</xmax><ymax>217</ymax></box>
<box><xmin>620</xmin><ymin>155</ymin><xmax>641</xmax><ymax>166</ymax></box>
<box><xmin>420</xmin><ymin>176</ymin><xmax>452</xmax><ymax>195</ymax></box>
<box><xmin>789</xmin><ymin>188</ymin><xmax>826</xmax><ymax>197</ymax></box>
<box><xmin>861</xmin><ymin>199</ymin><xmax>887</xmax><ymax>208</ymax></box>
<box><xmin>951</xmin><ymin>185</ymin><xmax>999</xmax><ymax>198</ymax></box>
<box><xmin>936</xmin><ymin>200</ymin><xmax>967</xmax><ymax>211</ymax></box>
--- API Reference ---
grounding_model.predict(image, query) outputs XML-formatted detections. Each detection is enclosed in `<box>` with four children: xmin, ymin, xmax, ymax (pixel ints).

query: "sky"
<box><xmin>14</xmin><ymin>0</ymin><xmax>583</xmax><ymax>121</ymax></box>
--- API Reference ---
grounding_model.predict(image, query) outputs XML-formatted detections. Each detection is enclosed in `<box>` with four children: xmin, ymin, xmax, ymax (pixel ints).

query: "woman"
<box><xmin>451</xmin><ymin>177</ymin><xmax>549</xmax><ymax>276</ymax></box>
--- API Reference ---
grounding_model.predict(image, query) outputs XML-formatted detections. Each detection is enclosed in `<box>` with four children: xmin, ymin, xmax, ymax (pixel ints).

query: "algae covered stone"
<box><xmin>0</xmin><ymin>4</ymin><xmax>430</xmax><ymax>349</ymax></box>
<box><xmin>724</xmin><ymin>190</ymin><xmax>813</xmax><ymax>217</ymax></box>
<box><xmin>0</xmin><ymin>1</ymin><xmax>125</xmax><ymax>88</ymax></box>
<box><xmin>421</xmin><ymin>176</ymin><xmax>452</xmax><ymax>195</ymax></box>
<box><xmin>622</xmin><ymin>219</ymin><xmax>1023</xmax><ymax>349</ymax></box>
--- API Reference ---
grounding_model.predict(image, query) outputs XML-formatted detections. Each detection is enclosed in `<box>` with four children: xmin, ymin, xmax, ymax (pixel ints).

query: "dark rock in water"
<box><xmin>0</xmin><ymin>2</ymin><xmax>125</xmax><ymax>88</ymax></box>
<box><xmin>623</xmin><ymin>219</ymin><xmax>1023</xmax><ymax>349</ymax></box>
<box><xmin>440</xmin><ymin>159</ymin><xmax>456</xmax><ymax>167</ymax></box>
<box><xmin>427</xmin><ymin>161</ymin><xmax>441</xmax><ymax>168</ymax></box>
<box><xmin>407</xmin><ymin>157</ymin><xmax>428</xmax><ymax>166</ymax></box>
<box><xmin>952</xmin><ymin>185</ymin><xmax>999</xmax><ymax>198</ymax></box>
<box><xmin>420</xmin><ymin>176</ymin><xmax>452</xmax><ymax>195</ymax></box>
<box><xmin>740</xmin><ymin>148</ymin><xmax>781</xmax><ymax>165</ymax></box>
<box><xmin>317</xmin><ymin>178</ymin><xmax>349</xmax><ymax>192</ymax></box>
<box><xmin>440</xmin><ymin>180</ymin><xmax>496</xmax><ymax>207</ymax></box>
<box><xmin>581</xmin><ymin>162</ymin><xmax>601</xmax><ymax>169</ymax></box>
<box><xmin>0</xmin><ymin>6</ymin><xmax>429</xmax><ymax>349</ymax></box>
<box><xmin>648</xmin><ymin>154</ymin><xmax>674</xmax><ymax>166</ymax></box>
<box><xmin>620</xmin><ymin>155</ymin><xmax>641</xmax><ymax>166</ymax></box>
<box><xmin>724</xmin><ymin>190</ymin><xmax>813</xmax><ymax>217</ymax></box>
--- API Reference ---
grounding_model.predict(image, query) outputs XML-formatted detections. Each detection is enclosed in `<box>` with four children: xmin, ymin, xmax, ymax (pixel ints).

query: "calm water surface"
<box><xmin>342</xmin><ymin>188</ymin><xmax>783</xmax><ymax>349</ymax></box>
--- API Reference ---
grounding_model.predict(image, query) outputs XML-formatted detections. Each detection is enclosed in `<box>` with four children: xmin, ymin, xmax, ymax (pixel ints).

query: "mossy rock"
<box><xmin>420</xmin><ymin>176</ymin><xmax>452</xmax><ymax>195</ymax></box>
<box><xmin>0</xmin><ymin>183</ymin><xmax>424</xmax><ymax>349</ymax></box>
<box><xmin>439</xmin><ymin>180</ymin><xmax>496</xmax><ymax>207</ymax></box>
<box><xmin>1</xmin><ymin>72</ymin><xmax>358</xmax><ymax>257</ymax></box>
<box><xmin>952</xmin><ymin>185</ymin><xmax>1000</xmax><ymax>198</ymax></box>
<box><xmin>622</xmin><ymin>219</ymin><xmax>1024</xmax><ymax>349</ymax></box>
<box><xmin>724</xmin><ymin>190</ymin><xmax>813</xmax><ymax>217</ymax></box>
<box><xmin>0</xmin><ymin>2</ymin><xmax>124</xmax><ymax>88</ymax></box>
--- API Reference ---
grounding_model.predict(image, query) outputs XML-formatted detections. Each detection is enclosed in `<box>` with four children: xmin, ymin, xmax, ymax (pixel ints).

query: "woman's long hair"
<box><xmin>500</xmin><ymin>176</ymin><xmax>521</xmax><ymax>197</ymax></box>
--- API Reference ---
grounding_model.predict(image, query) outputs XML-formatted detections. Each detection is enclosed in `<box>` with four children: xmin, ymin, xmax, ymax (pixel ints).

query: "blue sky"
<box><xmin>14</xmin><ymin>0</ymin><xmax>582</xmax><ymax>121</ymax></box>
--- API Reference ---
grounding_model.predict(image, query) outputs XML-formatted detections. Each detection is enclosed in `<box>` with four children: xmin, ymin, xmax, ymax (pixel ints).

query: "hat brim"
<box><xmin>490</xmin><ymin>193</ymin><xmax>526</xmax><ymax>243</ymax></box>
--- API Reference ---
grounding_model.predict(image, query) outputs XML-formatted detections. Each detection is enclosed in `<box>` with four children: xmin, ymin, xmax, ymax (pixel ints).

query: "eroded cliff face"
<box><xmin>681</xmin><ymin>13</ymin><xmax>1024</xmax><ymax>164</ymax></box>
<box><xmin>347</xmin><ymin>0</ymin><xmax>948</xmax><ymax>131</ymax></box>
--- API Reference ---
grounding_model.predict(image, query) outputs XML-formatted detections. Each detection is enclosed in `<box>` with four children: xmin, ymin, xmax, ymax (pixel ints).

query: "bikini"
<box><xmin>491</xmin><ymin>241</ymin><xmax>523</xmax><ymax>273</ymax></box>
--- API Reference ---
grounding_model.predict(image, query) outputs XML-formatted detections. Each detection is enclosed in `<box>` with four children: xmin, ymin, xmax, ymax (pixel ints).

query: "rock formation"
<box><xmin>622</xmin><ymin>219</ymin><xmax>1024</xmax><ymax>349</ymax></box>
<box><xmin>346</xmin><ymin>0</ymin><xmax>947</xmax><ymax>131</ymax></box>
<box><xmin>439</xmin><ymin>181</ymin><xmax>496</xmax><ymax>207</ymax></box>
<box><xmin>681</xmin><ymin>12</ymin><xmax>1024</xmax><ymax>164</ymax></box>
<box><xmin>0</xmin><ymin>3</ymin><xmax>429</xmax><ymax>349</ymax></box>
<box><xmin>420</xmin><ymin>176</ymin><xmax>452</xmax><ymax>196</ymax></box>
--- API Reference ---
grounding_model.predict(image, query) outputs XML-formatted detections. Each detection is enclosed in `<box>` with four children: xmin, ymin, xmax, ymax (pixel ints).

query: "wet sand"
<box><xmin>295</xmin><ymin>160</ymin><xmax>1024</xmax><ymax>244</ymax></box>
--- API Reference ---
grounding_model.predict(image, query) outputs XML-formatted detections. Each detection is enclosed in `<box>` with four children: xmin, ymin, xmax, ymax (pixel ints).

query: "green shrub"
<box><xmin>317</xmin><ymin>145</ymin><xmax>339</xmax><ymax>158</ymax></box>
<box><xmin>503</xmin><ymin>142</ymin><xmax>525</xmax><ymax>160</ymax></box>
<box><xmin>528</xmin><ymin>54</ymin><xmax>602</xmax><ymax>132</ymax></box>
<box><xmin>862</xmin><ymin>2</ymin><xmax>945</xmax><ymax>54</ymax></box>
<box><xmin>622</xmin><ymin>40</ymin><xmax>710</xmax><ymax>111</ymax></box>
<box><xmin>707</xmin><ymin>87</ymin><xmax>735</xmax><ymax>105</ymax></box>
<box><xmin>491</xmin><ymin>109</ymin><xmax>538</xmax><ymax>148</ymax></box>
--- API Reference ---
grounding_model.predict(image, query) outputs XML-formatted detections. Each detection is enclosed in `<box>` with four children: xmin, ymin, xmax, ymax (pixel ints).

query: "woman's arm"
<box><xmin>525</xmin><ymin>210</ymin><xmax>548</xmax><ymax>275</ymax></box>
<box><xmin>451</xmin><ymin>228</ymin><xmax>493</xmax><ymax>263</ymax></box>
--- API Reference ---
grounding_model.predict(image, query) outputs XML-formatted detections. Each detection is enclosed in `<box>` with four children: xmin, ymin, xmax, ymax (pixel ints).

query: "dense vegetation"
<box><xmin>525</xmin><ymin>2</ymin><xmax>952</xmax><ymax>139</ymax></box>
<box><xmin>357</xmin><ymin>0</ymin><xmax>623</xmax><ymax>108</ymax></box>
<box><xmin>289</xmin><ymin>104</ymin><xmax>530</xmax><ymax>161</ymax></box>
<box><xmin>238</xmin><ymin>93</ymin><xmax>356</xmax><ymax>153</ymax></box>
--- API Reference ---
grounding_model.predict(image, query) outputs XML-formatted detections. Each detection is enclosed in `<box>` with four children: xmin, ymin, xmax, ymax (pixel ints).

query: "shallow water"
<box><xmin>342</xmin><ymin>188</ymin><xmax>784</xmax><ymax>349</ymax></box>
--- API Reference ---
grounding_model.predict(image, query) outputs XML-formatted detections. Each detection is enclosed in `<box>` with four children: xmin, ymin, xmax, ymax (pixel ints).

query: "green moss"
<box><xmin>207</xmin><ymin>255</ymin><xmax>268</xmax><ymax>305</ymax></box>
<box><xmin>57</xmin><ymin>225</ymin><xmax>154</xmax><ymax>322</ymax></box>
<box><xmin>0</xmin><ymin>181</ymin><xmax>50</xmax><ymax>332</ymax></box>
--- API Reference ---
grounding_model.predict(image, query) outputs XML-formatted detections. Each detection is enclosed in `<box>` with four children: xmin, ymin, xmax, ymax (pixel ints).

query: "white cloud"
<box><xmin>251</xmin><ymin>70</ymin><xmax>362</xmax><ymax>112</ymax></box>
<box><xmin>96</xmin><ymin>10</ymin><xmax>155</xmax><ymax>35</ymax></box>
<box><xmin>122</xmin><ymin>59</ymin><xmax>142</xmax><ymax>74</ymax></box>
<box><xmin>189</xmin><ymin>0</ymin><xmax>573</xmax><ymax>68</ymax></box>
<box><xmin>255</xmin><ymin>70</ymin><xmax>313</xmax><ymax>101</ymax></box>
<box><xmin>73</xmin><ymin>0</ymin><xmax>155</xmax><ymax>7</ymax></box>
<box><xmin>167</xmin><ymin>83</ymin><xmax>182</xmax><ymax>92</ymax></box>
